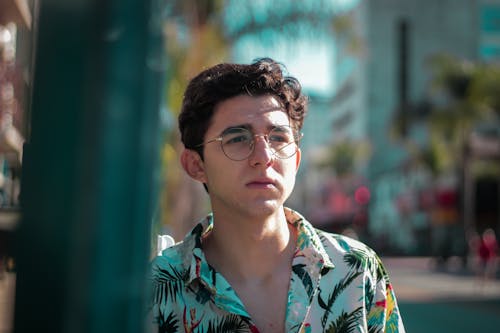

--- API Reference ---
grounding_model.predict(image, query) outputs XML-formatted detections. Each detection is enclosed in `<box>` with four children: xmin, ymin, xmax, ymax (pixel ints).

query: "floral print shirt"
<box><xmin>150</xmin><ymin>208</ymin><xmax>405</xmax><ymax>333</ymax></box>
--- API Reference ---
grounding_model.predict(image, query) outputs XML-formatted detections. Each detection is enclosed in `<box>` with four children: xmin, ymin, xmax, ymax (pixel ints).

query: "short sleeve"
<box><xmin>366</xmin><ymin>257</ymin><xmax>406</xmax><ymax>333</ymax></box>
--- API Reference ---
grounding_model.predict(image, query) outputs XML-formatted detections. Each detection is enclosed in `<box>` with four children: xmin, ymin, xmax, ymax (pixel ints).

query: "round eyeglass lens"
<box><xmin>220</xmin><ymin>128</ymin><xmax>254</xmax><ymax>160</ymax></box>
<box><xmin>267</xmin><ymin>126</ymin><xmax>297</xmax><ymax>158</ymax></box>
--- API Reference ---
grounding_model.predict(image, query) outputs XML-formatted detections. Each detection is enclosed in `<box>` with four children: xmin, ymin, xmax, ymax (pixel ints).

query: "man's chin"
<box><xmin>245</xmin><ymin>199</ymin><xmax>283</xmax><ymax>215</ymax></box>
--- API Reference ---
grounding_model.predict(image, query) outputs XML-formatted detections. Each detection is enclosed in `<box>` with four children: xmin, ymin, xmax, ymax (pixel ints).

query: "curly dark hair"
<box><xmin>178</xmin><ymin>58</ymin><xmax>308</xmax><ymax>156</ymax></box>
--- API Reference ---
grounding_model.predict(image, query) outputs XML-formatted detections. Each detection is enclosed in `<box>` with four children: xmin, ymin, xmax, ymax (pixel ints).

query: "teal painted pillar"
<box><xmin>14</xmin><ymin>1</ymin><xmax>163</xmax><ymax>332</ymax></box>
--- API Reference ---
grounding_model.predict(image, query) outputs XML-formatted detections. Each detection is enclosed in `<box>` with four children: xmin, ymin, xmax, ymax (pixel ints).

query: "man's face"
<box><xmin>189</xmin><ymin>94</ymin><xmax>301</xmax><ymax>219</ymax></box>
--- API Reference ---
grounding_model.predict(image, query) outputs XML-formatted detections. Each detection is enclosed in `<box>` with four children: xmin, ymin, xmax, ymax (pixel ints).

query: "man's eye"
<box><xmin>269</xmin><ymin>135</ymin><xmax>286</xmax><ymax>142</ymax></box>
<box><xmin>270</xmin><ymin>134</ymin><xmax>292</xmax><ymax>143</ymax></box>
<box><xmin>225</xmin><ymin>134</ymin><xmax>250</xmax><ymax>145</ymax></box>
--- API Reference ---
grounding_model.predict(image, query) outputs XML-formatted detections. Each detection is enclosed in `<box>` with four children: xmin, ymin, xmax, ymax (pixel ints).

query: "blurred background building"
<box><xmin>364</xmin><ymin>0</ymin><xmax>500</xmax><ymax>257</ymax></box>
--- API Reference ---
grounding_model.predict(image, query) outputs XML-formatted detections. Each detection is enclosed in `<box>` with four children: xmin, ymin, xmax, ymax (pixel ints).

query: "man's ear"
<box><xmin>180</xmin><ymin>149</ymin><xmax>207</xmax><ymax>183</ymax></box>
<box><xmin>295</xmin><ymin>148</ymin><xmax>302</xmax><ymax>172</ymax></box>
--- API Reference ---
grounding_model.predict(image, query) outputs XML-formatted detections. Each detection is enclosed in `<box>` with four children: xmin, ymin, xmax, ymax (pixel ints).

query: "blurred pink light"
<box><xmin>354</xmin><ymin>186</ymin><xmax>370</xmax><ymax>205</ymax></box>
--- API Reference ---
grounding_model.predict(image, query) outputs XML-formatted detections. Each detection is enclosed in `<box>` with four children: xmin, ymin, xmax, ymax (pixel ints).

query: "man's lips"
<box><xmin>246</xmin><ymin>178</ymin><xmax>277</xmax><ymax>188</ymax></box>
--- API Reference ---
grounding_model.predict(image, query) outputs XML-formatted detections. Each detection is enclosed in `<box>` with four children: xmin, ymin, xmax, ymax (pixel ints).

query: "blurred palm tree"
<box><xmin>157</xmin><ymin>0</ymin><xmax>363</xmax><ymax>240</ymax></box>
<box><xmin>318</xmin><ymin>140</ymin><xmax>371</xmax><ymax>178</ymax></box>
<box><xmin>392</xmin><ymin>53</ymin><xmax>500</xmax><ymax>177</ymax></box>
<box><xmin>157</xmin><ymin>0</ymin><xmax>229</xmax><ymax>240</ymax></box>
<box><xmin>424</xmin><ymin>54</ymin><xmax>499</xmax><ymax>176</ymax></box>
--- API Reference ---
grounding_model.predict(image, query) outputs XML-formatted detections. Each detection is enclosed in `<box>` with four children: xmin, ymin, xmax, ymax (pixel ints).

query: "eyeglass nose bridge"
<box><xmin>253</xmin><ymin>133</ymin><xmax>270</xmax><ymax>143</ymax></box>
<box><xmin>249</xmin><ymin>133</ymin><xmax>279</xmax><ymax>158</ymax></box>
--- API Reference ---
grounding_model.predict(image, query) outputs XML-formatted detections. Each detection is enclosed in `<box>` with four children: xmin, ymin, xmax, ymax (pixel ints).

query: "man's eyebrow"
<box><xmin>220</xmin><ymin>124</ymin><xmax>252</xmax><ymax>134</ymax></box>
<box><xmin>221</xmin><ymin>123</ymin><xmax>289</xmax><ymax>134</ymax></box>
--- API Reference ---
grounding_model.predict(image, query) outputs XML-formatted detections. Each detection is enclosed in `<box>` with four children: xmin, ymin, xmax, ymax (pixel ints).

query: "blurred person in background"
<box><xmin>478</xmin><ymin>228</ymin><xmax>498</xmax><ymax>286</ymax></box>
<box><xmin>467</xmin><ymin>230</ymin><xmax>482</xmax><ymax>275</ymax></box>
<box><xmin>149</xmin><ymin>58</ymin><xmax>405</xmax><ymax>333</ymax></box>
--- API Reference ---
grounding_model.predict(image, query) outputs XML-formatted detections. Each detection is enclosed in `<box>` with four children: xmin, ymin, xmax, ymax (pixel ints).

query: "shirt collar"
<box><xmin>178</xmin><ymin>208</ymin><xmax>335</xmax><ymax>292</ymax></box>
<box><xmin>284</xmin><ymin>207</ymin><xmax>335</xmax><ymax>273</ymax></box>
<box><xmin>182</xmin><ymin>214</ymin><xmax>214</xmax><ymax>290</ymax></box>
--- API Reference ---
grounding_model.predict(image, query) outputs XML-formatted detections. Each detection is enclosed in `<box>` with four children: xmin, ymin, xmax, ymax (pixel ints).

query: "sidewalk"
<box><xmin>384</xmin><ymin>257</ymin><xmax>500</xmax><ymax>333</ymax></box>
<box><xmin>383</xmin><ymin>257</ymin><xmax>500</xmax><ymax>302</ymax></box>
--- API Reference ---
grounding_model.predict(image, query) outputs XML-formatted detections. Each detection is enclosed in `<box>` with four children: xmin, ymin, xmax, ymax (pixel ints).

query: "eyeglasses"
<box><xmin>196</xmin><ymin>125</ymin><xmax>303</xmax><ymax>161</ymax></box>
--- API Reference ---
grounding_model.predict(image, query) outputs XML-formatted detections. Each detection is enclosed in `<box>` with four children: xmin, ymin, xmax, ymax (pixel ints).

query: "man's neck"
<box><xmin>202</xmin><ymin>207</ymin><xmax>296</xmax><ymax>282</ymax></box>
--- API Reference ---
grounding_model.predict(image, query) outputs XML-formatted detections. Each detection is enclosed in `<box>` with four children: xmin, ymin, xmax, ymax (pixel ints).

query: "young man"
<box><xmin>150</xmin><ymin>58</ymin><xmax>405</xmax><ymax>333</ymax></box>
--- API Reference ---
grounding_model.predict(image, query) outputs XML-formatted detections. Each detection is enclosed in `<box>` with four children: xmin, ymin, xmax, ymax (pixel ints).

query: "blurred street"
<box><xmin>1</xmin><ymin>257</ymin><xmax>499</xmax><ymax>332</ymax></box>
<box><xmin>384</xmin><ymin>257</ymin><xmax>500</xmax><ymax>333</ymax></box>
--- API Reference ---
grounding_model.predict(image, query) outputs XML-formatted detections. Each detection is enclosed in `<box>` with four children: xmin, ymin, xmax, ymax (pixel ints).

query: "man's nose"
<box><xmin>248</xmin><ymin>135</ymin><xmax>274</xmax><ymax>166</ymax></box>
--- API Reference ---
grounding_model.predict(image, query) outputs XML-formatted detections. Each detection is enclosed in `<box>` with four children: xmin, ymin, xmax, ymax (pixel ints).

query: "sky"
<box><xmin>233</xmin><ymin>38</ymin><xmax>336</xmax><ymax>96</ymax></box>
<box><xmin>229</xmin><ymin>0</ymin><xmax>361</xmax><ymax>97</ymax></box>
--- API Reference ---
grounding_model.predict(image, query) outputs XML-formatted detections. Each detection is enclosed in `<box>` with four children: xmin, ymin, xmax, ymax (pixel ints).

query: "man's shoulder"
<box><xmin>150</xmin><ymin>240</ymin><xmax>191</xmax><ymax>282</ymax></box>
<box><xmin>313</xmin><ymin>229</ymin><xmax>387</xmax><ymax>280</ymax></box>
<box><xmin>314</xmin><ymin>228</ymin><xmax>378</xmax><ymax>260</ymax></box>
